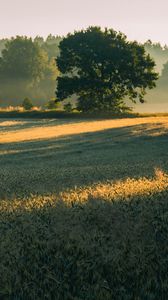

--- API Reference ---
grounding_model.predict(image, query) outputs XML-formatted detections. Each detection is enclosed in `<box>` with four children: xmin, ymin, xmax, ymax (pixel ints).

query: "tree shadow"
<box><xmin>0</xmin><ymin>122</ymin><xmax>168</xmax><ymax>199</ymax></box>
<box><xmin>0</xmin><ymin>118</ymin><xmax>96</xmax><ymax>133</ymax></box>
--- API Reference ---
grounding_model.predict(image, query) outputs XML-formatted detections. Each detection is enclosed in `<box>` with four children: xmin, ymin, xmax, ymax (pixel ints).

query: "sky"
<box><xmin>1</xmin><ymin>0</ymin><xmax>168</xmax><ymax>44</ymax></box>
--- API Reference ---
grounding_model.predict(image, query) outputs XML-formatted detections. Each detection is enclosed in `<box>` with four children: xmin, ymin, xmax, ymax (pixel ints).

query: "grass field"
<box><xmin>0</xmin><ymin>116</ymin><xmax>168</xmax><ymax>299</ymax></box>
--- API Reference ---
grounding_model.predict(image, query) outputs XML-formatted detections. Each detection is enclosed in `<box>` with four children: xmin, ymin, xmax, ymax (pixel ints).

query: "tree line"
<box><xmin>0</xmin><ymin>28</ymin><xmax>168</xmax><ymax>112</ymax></box>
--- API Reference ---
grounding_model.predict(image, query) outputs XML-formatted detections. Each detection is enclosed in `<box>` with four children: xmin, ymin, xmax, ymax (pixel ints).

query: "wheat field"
<box><xmin>0</xmin><ymin>116</ymin><xmax>168</xmax><ymax>299</ymax></box>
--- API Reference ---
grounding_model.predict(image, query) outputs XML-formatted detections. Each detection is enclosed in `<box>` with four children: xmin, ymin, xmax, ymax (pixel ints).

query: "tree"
<box><xmin>0</xmin><ymin>36</ymin><xmax>48</xmax><ymax>83</ymax></box>
<box><xmin>158</xmin><ymin>61</ymin><xmax>168</xmax><ymax>91</ymax></box>
<box><xmin>34</xmin><ymin>36</ymin><xmax>44</xmax><ymax>46</ymax></box>
<box><xmin>0</xmin><ymin>36</ymin><xmax>59</xmax><ymax>103</ymax></box>
<box><xmin>42</xmin><ymin>35</ymin><xmax>62</xmax><ymax>59</ymax></box>
<box><xmin>56</xmin><ymin>27</ymin><xmax>158</xmax><ymax>112</ymax></box>
<box><xmin>22</xmin><ymin>97</ymin><xmax>33</xmax><ymax>110</ymax></box>
<box><xmin>144</xmin><ymin>40</ymin><xmax>168</xmax><ymax>73</ymax></box>
<box><xmin>160</xmin><ymin>61</ymin><xmax>168</xmax><ymax>80</ymax></box>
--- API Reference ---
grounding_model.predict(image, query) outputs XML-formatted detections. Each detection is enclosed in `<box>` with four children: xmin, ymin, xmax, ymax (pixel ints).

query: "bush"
<box><xmin>22</xmin><ymin>97</ymin><xmax>33</xmax><ymax>110</ymax></box>
<box><xmin>64</xmin><ymin>102</ymin><xmax>73</xmax><ymax>112</ymax></box>
<box><xmin>46</xmin><ymin>99</ymin><xmax>58</xmax><ymax>110</ymax></box>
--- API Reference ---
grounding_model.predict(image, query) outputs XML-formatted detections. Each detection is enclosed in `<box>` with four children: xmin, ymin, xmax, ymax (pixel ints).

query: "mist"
<box><xmin>0</xmin><ymin>36</ymin><xmax>168</xmax><ymax>113</ymax></box>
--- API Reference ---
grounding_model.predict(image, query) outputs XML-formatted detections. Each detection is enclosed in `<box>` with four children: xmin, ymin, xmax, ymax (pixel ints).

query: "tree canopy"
<box><xmin>0</xmin><ymin>36</ymin><xmax>48</xmax><ymax>82</ymax></box>
<box><xmin>56</xmin><ymin>27</ymin><xmax>158</xmax><ymax>112</ymax></box>
<box><xmin>0</xmin><ymin>36</ymin><xmax>59</xmax><ymax>103</ymax></box>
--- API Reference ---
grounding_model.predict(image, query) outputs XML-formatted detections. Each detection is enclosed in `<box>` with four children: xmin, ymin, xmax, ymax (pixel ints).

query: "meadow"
<box><xmin>0</xmin><ymin>116</ymin><xmax>168</xmax><ymax>299</ymax></box>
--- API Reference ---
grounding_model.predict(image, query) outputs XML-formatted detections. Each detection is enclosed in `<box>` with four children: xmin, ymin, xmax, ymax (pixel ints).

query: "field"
<box><xmin>0</xmin><ymin>116</ymin><xmax>168</xmax><ymax>299</ymax></box>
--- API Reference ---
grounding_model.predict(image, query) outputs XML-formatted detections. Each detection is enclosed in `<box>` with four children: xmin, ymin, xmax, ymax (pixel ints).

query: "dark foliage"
<box><xmin>56</xmin><ymin>27</ymin><xmax>158</xmax><ymax>112</ymax></box>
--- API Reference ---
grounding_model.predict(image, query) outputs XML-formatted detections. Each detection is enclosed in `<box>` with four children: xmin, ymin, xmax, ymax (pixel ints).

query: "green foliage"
<box><xmin>22</xmin><ymin>97</ymin><xmax>33</xmax><ymax>110</ymax></box>
<box><xmin>56</xmin><ymin>27</ymin><xmax>158</xmax><ymax>112</ymax></box>
<box><xmin>63</xmin><ymin>102</ymin><xmax>73</xmax><ymax>112</ymax></box>
<box><xmin>46</xmin><ymin>99</ymin><xmax>58</xmax><ymax>110</ymax></box>
<box><xmin>42</xmin><ymin>34</ymin><xmax>62</xmax><ymax>59</ymax></box>
<box><xmin>0</xmin><ymin>36</ymin><xmax>59</xmax><ymax>103</ymax></box>
<box><xmin>0</xmin><ymin>38</ymin><xmax>8</xmax><ymax>56</ymax></box>
<box><xmin>0</xmin><ymin>36</ymin><xmax>47</xmax><ymax>82</ymax></box>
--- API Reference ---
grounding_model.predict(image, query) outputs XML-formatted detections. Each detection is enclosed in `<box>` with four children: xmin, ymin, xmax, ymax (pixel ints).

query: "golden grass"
<box><xmin>62</xmin><ymin>167</ymin><xmax>168</xmax><ymax>203</ymax></box>
<box><xmin>1</xmin><ymin>168</ymin><xmax>167</xmax><ymax>212</ymax></box>
<box><xmin>1</xmin><ymin>116</ymin><xmax>168</xmax><ymax>143</ymax></box>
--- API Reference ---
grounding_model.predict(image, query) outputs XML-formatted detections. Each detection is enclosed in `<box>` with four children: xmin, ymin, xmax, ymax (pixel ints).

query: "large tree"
<box><xmin>56</xmin><ymin>27</ymin><xmax>158</xmax><ymax>112</ymax></box>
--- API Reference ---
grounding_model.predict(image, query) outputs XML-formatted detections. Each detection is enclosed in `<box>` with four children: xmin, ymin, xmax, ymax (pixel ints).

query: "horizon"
<box><xmin>1</xmin><ymin>0</ymin><xmax>168</xmax><ymax>45</ymax></box>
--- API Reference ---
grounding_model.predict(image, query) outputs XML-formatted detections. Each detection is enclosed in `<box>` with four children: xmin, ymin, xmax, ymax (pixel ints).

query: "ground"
<box><xmin>0</xmin><ymin>117</ymin><xmax>168</xmax><ymax>299</ymax></box>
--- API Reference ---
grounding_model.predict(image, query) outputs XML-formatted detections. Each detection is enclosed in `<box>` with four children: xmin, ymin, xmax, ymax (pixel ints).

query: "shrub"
<box><xmin>46</xmin><ymin>99</ymin><xmax>58</xmax><ymax>110</ymax></box>
<box><xmin>22</xmin><ymin>97</ymin><xmax>33</xmax><ymax>110</ymax></box>
<box><xmin>64</xmin><ymin>102</ymin><xmax>73</xmax><ymax>112</ymax></box>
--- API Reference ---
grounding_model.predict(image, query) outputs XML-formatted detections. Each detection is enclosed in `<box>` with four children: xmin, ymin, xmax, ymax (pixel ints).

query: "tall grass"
<box><xmin>0</xmin><ymin>170</ymin><xmax>168</xmax><ymax>299</ymax></box>
<box><xmin>0</xmin><ymin>117</ymin><xmax>168</xmax><ymax>299</ymax></box>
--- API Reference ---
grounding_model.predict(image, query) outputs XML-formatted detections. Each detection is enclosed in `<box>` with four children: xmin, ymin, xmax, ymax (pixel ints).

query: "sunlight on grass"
<box><xmin>1</xmin><ymin>168</ymin><xmax>167</xmax><ymax>212</ymax></box>
<box><xmin>0</xmin><ymin>120</ymin><xmax>26</xmax><ymax>127</ymax></box>
<box><xmin>61</xmin><ymin>168</ymin><xmax>168</xmax><ymax>203</ymax></box>
<box><xmin>1</xmin><ymin>116</ymin><xmax>168</xmax><ymax>143</ymax></box>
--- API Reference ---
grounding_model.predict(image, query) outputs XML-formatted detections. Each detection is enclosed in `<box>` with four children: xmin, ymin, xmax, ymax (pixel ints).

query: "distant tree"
<box><xmin>161</xmin><ymin>61</ymin><xmax>168</xmax><ymax>78</ymax></box>
<box><xmin>159</xmin><ymin>61</ymin><xmax>168</xmax><ymax>89</ymax></box>
<box><xmin>0</xmin><ymin>36</ymin><xmax>48</xmax><ymax>83</ymax></box>
<box><xmin>144</xmin><ymin>40</ymin><xmax>168</xmax><ymax>73</ymax></box>
<box><xmin>22</xmin><ymin>97</ymin><xmax>33</xmax><ymax>110</ymax></box>
<box><xmin>42</xmin><ymin>35</ymin><xmax>62</xmax><ymax>59</ymax></box>
<box><xmin>0</xmin><ymin>36</ymin><xmax>59</xmax><ymax>103</ymax></box>
<box><xmin>34</xmin><ymin>36</ymin><xmax>44</xmax><ymax>46</ymax></box>
<box><xmin>56</xmin><ymin>27</ymin><xmax>158</xmax><ymax>112</ymax></box>
<box><xmin>37</xmin><ymin>57</ymin><xmax>59</xmax><ymax>99</ymax></box>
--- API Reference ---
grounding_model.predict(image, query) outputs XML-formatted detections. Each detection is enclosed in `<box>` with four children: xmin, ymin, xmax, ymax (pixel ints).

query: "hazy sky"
<box><xmin>1</xmin><ymin>0</ymin><xmax>168</xmax><ymax>44</ymax></box>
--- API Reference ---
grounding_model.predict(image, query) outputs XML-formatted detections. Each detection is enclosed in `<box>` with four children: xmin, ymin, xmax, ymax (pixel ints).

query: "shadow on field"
<box><xmin>0</xmin><ymin>118</ymin><xmax>94</xmax><ymax>133</ymax></box>
<box><xmin>0</xmin><ymin>122</ymin><xmax>168</xmax><ymax>198</ymax></box>
<box><xmin>0</xmin><ymin>186</ymin><xmax>168</xmax><ymax>299</ymax></box>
